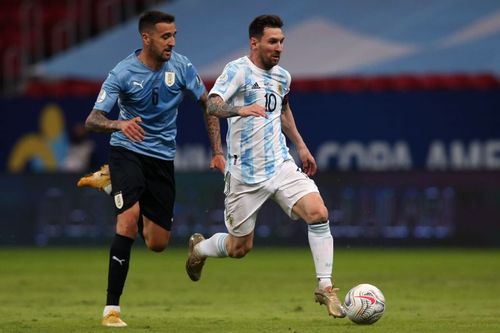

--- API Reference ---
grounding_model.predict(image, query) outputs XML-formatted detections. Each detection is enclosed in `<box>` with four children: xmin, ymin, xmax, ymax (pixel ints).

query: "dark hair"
<box><xmin>138</xmin><ymin>11</ymin><xmax>175</xmax><ymax>33</ymax></box>
<box><xmin>249</xmin><ymin>15</ymin><xmax>283</xmax><ymax>39</ymax></box>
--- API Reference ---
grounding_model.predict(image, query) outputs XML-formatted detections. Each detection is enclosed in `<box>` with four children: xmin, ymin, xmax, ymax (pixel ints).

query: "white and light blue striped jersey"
<box><xmin>209</xmin><ymin>56</ymin><xmax>292</xmax><ymax>184</ymax></box>
<box><xmin>94</xmin><ymin>49</ymin><xmax>205</xmax><ymax>160</ymax></box>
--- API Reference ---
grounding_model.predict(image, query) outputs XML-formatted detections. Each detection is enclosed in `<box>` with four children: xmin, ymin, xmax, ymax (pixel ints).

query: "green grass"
<box><xmin>0</xmin><ymin>247</ymin><xmax>499</xmax><ymax>333</ymax></box>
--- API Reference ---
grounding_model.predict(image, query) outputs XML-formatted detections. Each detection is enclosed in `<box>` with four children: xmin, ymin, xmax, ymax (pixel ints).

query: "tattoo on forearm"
<box><xmin>205</xmin><ymin>115</ymin><xmax>223</xmax><ymax>155</ymax></box>
<box><xmin>207</xmin><ymin>98</ymin><xmax>241</xmax><ymax>118</ymax></box>
<box><xmin>85</xmin><ymin>110</ymin><xmax>119</xmax><ymax>133</ymax></box>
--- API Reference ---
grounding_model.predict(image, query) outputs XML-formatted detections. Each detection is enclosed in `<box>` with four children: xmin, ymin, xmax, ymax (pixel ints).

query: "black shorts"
<box><xmin>109</xmin><ymin>146</ymin><xmax>175</xmax><ymax>231</ymax></box>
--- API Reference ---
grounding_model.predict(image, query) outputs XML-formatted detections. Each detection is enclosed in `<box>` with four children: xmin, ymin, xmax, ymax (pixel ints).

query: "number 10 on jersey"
<box><xmin>264</xmin><ymin>93</ymin><xmax>277</xmax><ymax>112</ymax></box>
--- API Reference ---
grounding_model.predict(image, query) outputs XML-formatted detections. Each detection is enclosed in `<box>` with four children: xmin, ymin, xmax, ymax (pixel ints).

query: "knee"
<box><xmin>116</xmin><ymin>219</ymin><xmax>139</xmax><ymax>238</ymax></box>
<box><xmin>145</xmin><ymin>232</ymin><xmax>170</xmax><ymax>252</ymax></box>
<box><xmin>303</xmin><ymin>205</ymin><xmax>329</xmax><ymax>224</ymax></box>
<box><xmin>228</xmin><ymin>244</ymin><xmax>252</xmax><ymax>258</ymax></box>
<box><xmin>145</xmin><ymin>237</ymin><xmax>169</xmax><ymax>252</ymax></box>
<box><xmin>117</xmin><ymin>205</ymin><xmax>140</xmax><ymax>238</ymax></box>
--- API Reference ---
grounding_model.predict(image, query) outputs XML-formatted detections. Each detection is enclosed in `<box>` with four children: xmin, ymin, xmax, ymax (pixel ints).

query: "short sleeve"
<box><xmin>93</xmin><ymin>71</ymin><xmax>121</xmax><ymax>113</ymax></box>
<box><xmin>209</xmin><ymin>63</ymin><xmax>243</xmax><ymax>102</ymax></box>
<box><xmin>184</xmin><ymin>61</ymin><xmax>206</xmax><ymax>100</ymax></box>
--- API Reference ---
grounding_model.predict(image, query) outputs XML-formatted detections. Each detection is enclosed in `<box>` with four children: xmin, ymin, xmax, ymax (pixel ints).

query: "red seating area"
<box><xmin>3</xmin><ymin>1</ymin><xmax>499</xmax><ymax>96</ymax></box>
<box><xmin>24</xmin><ymin>73</ymin><xmax>500</xmax><ymax>97</ymax></box>
<box><xmin>0</xmin><ymin>0</ymin><xmax>163</xmax><ymax>95</ymax></box>
<box><xmin>289</xmin><ymin>73</ymin><xmax>500</xmax><ymax>92</ymax></box>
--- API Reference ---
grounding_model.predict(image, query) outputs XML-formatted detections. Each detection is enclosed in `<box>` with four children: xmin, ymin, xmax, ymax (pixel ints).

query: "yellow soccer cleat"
<box><xmin>314</xmin><ymin>286</ymin><xmax>347</xmax><ymax>318</ymax></box>
<box><xmin>77</xmin><ymin>164</ymin><xmax>112</xmax><ymax>194</ymax></box>
<box><xmin>101</xmin><ymin>309</ymin><xmax>127</xmax><ymax>327</ymax></box>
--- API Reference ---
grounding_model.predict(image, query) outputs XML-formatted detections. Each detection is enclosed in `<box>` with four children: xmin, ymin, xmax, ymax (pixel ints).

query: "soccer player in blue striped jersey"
<box><xmin>83</xmin><ymin>11</ymin><xmax>225</xmax><ymax>327</ymax></box>
<box><xmin>186</xmin><ymin>15</ymin><xmax>346</xmax><ymax>319</ymax></box>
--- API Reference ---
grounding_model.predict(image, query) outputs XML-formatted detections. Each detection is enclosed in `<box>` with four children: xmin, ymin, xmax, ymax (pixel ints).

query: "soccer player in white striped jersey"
<box><xmin>186</xmin><ymin>15</ymin><xmax>346</xmax><ymax>318</ymax></box>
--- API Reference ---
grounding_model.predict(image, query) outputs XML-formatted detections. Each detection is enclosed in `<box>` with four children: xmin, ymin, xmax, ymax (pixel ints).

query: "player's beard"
<box><xmin>151</xmin><ymin>44</ymin><xmax>171</xmax><ymax>63</ymax></box>
<box><xmin>260</xmin><ymin>52</ymin><xmax>280</xmax><ymax>70</ymax></box>
<box><xmin>161</xmin><ymin>48</ymin><xmax>173</xmax><ymax>62</ymax></box>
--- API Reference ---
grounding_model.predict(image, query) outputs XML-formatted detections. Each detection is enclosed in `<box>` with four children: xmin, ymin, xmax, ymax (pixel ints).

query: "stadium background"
<box><xmin>1</xmin><ymin>0</ymin><xmax>500</xmax><ymax>247</ymax></box>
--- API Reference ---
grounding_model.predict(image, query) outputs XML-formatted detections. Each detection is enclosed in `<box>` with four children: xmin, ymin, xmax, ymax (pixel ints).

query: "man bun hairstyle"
<box><xmin>139</xmin><ymin>11</ymin><xmax>175</xmax><ymax>33</ymax></box>
<box><xmin>249</xmin><ymin>15</ymin><xmax>283</xmax><ymax>39</ymax></box>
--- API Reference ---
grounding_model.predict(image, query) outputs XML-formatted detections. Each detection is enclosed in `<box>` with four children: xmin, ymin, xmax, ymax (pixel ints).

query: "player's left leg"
<box><xmin>77</xmin><ymin>164</ymin><xmax>112</xmax><ymax>194</ymax></box>
<box><xmin>292</xmin><ymin>192</ymin><xmax>332</xmax><ymax>287</ymax></box>
<box><xmin>142</xmin><ymin>217</ymin><xmax>171</xmax><ymax>252</ymax></box>
<box><xmin>140</xmin><ymin>155</ymin><xmax>174</xmax><ymax>252</ymax></box>
<box><xmin>292</xmin><ymin>192</ymin><xmax>346</xmax><ymax>318</ymax></box>
<box><xmin>274</xmin><ymin>160</ymin><xmax>345</xmax><ymax>318</ymax></box>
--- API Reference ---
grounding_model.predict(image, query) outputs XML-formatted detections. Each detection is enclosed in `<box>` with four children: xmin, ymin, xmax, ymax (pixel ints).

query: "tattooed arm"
<box><xmin>198</xmin><ymin>92</ymin><xmax>225</xmax><ymax>173</ymax></box>
<box><xmin>85</xmin><ymin>109</ymin><xmax>144</xmax><ymax>142</ymax></box>
<box><xmin>207</xmin><ymin>94</ymin><xmax>267</xmax><ymax>118</ymax></box>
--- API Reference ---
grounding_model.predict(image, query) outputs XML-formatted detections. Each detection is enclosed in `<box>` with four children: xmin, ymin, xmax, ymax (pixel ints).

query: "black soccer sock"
<box><xmin>106</xmin><ymin>233</ymin><xmax>134</xmax><ymax>305</ymax></box>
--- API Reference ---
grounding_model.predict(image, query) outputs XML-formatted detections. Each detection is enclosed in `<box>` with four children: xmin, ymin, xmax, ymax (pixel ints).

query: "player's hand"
<box><xmin>298</xmin><ymin>146</ymin><xmax>317</xmax><ymax>176</ymax></box>
<box><xmin>210</xmin><ymin>154</ymin><xmax>226</xmax><ymax>174</ymax></box>
<box><xmin>119</xmin><ymin>117</ymin><xmax>144</xmax><ymax>142</ymax></box>
<box><xmin>239</xmin><ymin>104</ymin><xmax>267</xmax><ymax>118</ymax></box>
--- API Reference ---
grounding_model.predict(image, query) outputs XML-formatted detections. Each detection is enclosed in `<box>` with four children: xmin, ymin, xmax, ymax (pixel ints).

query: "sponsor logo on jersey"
<box><xmin>132</xmin><ymin>80</ymin><xmax>144</xmax><ymax>89</ymax></box>
<box><xmin>252</xmin><ymin>82</ymin><xmax>260</xmax><ymax>90</ymax></box>
<box><xmin>165</xmin><ymin>71</ymin><xmax>175</xmax><ymax>86</ymax></box>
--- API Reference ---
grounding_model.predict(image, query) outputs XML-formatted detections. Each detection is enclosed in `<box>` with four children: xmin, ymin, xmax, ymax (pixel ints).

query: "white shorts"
<box><xmin>223</xmin><ymin>159</ymin><xmax>319</xmax><ymax>237</ymax></box>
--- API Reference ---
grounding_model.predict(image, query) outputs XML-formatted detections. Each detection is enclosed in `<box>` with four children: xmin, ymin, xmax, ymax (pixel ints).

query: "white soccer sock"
<box><xmin>308</xmin><ymin>221</ymin><xmax>333</xmax><ymax>289</ymax></box>
<box><xmin>103</xmin><ymin>305</ymin><xmax>120</xmax><ymax>317</ymax></box>
<box><xmin>196</xmin><ymin>233</ymin><xmax>229</xmax><ymax>257</ymax></box>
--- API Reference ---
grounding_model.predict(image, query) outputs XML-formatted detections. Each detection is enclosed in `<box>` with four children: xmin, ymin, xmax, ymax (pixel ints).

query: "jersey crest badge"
<box><xmin>165</xmin><ymin>71</ymin><xmax>175</xmax><ymax>87</ymax></box>
<box><xmin>216</xmin><ymin>72</ymin><xmax>228</xmax><ymax>84</ymax></box>
<box><xmin>114</xmin><ymin>191</ymin><xmax>124</xmax><ymax>209</ymax></box>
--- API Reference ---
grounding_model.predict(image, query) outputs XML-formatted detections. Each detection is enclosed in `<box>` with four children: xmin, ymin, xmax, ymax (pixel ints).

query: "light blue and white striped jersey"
<box><xmin>94</xmin><ymin>49</ymin><xmax>205</xmax><ymax>161</ymax></box>
<box><xmin>209</xmin><ymin>56</ymin><xmax>292</xmax><ymax>184</ymax></box>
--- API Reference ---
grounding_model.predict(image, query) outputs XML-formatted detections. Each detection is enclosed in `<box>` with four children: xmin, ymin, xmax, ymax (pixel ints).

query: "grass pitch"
<box><xmin>0</xmin><ymin>246</ymin><xmax>499</xmax><ymax>333</ymax></box>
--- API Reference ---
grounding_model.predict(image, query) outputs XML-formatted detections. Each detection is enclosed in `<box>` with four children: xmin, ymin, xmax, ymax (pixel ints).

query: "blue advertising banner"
<box><xmin>1</xmin><ymin>90</ymin><xmax>499</xmax><ymax>173</ymax></box>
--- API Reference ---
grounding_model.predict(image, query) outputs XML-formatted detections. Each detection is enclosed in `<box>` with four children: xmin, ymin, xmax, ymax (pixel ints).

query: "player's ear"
<box><xmin>250</xmin><ymin>37</ymin><xmax>259</xmax><ymax>50</ymax></box>
<box><xmin>142</xmin><ymin>32</ymin><xmax>151</xmax><ymax>45</ymax></box>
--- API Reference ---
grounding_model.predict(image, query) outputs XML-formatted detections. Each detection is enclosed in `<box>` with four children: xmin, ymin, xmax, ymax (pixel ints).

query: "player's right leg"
<box><xmin>102</xmin><ymin>147</ymin><xmax>145</xmax><ymax>327</ymax></box>
<box><xmin>186</xmin><ymin>232</ymin><xmax>254</xmax><ymax>281</ymax></box>
<box><xmin>103</xmin><ymin>202</ymin><xmax>140</xmax><ymax>327</ymax></box>
<box><xmin>186</xmin><ymin>173</ymin><xmax>268</xmax><ymax>281</ymax></box>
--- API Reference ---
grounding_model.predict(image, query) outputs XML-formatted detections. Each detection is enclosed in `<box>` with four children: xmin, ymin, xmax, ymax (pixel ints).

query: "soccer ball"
<box><xmin>344</xmin><ymin>283</ymin><xmax>385</xmax><ymax>324</ymax></box>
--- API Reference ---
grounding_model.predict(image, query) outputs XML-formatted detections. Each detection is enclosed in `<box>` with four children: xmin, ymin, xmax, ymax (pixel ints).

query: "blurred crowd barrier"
<box><xmin>0</xmin><ymin>171</ymin><xmax>499</xmax><ymax>246</ymax></box>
